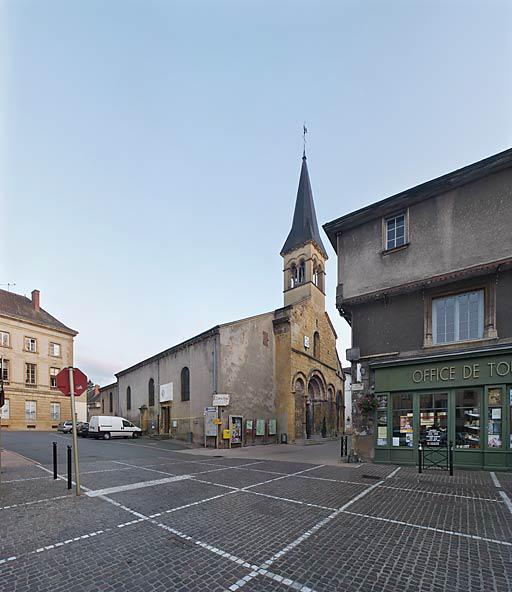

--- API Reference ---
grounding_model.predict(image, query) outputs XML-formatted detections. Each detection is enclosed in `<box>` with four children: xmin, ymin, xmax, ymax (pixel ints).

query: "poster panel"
<box><xmin>256</xmin><ymin>419</ymin><xmax>265</xmax><ymax>436</ymax></box>
<box><xmin>268</xmin><ymin>419</ymin><xmax>276</xmax><ymax>435</ymax></box>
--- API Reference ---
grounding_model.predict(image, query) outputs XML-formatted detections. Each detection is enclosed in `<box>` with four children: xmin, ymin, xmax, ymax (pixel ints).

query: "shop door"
<box><xmin>162</xmin><ymin>407</ymin><xmax>170</xmax><ymax>433</ymax></box>
<box><xmin>419</xmin><ymin>392</ymin><xmax>449</xmax><ymax>449</ymax></box>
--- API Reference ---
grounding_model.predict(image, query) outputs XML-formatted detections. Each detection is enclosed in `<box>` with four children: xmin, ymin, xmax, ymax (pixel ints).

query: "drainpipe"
<box><xmin>212</xmin><ymin>333</ymin><xmax>218</xmax><ymax>395</ymax></box>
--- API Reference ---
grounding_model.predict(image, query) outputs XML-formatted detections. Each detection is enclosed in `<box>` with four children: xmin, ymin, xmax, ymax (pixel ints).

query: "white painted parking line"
<box><xmin>377</xmin><ymin>484</ymin><xmax>503</xmax><ymax>502</ymax></box>
<box><xmin>226</xmin><ymin>477</ymin><xmax>386</xmax><ymax>591</ymax></box>
<box><xmin>386</xmin><ymin>467</ymin><xmax>401</xmax><ymax>479</ymax></box>
<box><xmin>341</xmin><ymin>510</ymin><xmax>512</xmax><ymax>547</ymax></box>
<box><xmin>490</xmin><ymin>472</ymin><xmax>501</xmax><ymax>488</ymax></box>
<box><xmin>0</xmin><ymin>494</ymin><xmax>69</xmax><ymax>511</ymax></box>
<box><xmin>499</xmin><ymin>491</ymin><xmax>512</xmax><ymax>516</ymax></box>
<box><xmin>2</xmin><ymin>475</ymin><xmax>51</xmax><ymax>483</ymax></box>
<box><xmin>85</xmin><ymin>474</ymin><xmax>193</xmax><ymax>497</ymax></box>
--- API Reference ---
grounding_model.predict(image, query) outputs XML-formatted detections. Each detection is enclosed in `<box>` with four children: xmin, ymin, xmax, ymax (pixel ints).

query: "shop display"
<box><xmin>487</xmin><ymin>387</ymin><xmax>503</xmax><ymax>449</ymax></box>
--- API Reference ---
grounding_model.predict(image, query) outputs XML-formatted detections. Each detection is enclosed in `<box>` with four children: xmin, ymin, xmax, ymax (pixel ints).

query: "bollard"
<box><xmin>52</xmin><ymin>441</ymin><xmax>58</xmax><ymax>480</ymax></box>
<box><xmin>449</xmin><ymin>441</ymin><xmax>454</xmax><ymax>476</ymax></box>
<box><xmin>418</xmin><ymin>444</ymin><xmax>423</xmax><ymax>474</ymax></box>
<box><xmin>67</xmin><ymin>445</ymin><xmax>72</xmax><ymax>490</ymax></box>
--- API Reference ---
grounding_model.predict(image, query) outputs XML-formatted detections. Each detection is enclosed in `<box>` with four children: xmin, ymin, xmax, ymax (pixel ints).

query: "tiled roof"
<box><xmin>0</xmin><ymin>289</ymin><xmax>77</xmax><ymax>335</ymax></box>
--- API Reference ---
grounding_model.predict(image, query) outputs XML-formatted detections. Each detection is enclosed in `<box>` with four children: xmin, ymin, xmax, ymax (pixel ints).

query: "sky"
<box><xmin>1</xmin><ymin>0</ymin><xmax>511</xmax><ymax>385</ymax></box>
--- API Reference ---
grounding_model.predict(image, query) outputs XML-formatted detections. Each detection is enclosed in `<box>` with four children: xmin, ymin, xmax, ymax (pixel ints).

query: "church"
<box><xmin>98</xmin><ymin>154</ymin><xmax>344</xmax><ymax>445</ymax></box>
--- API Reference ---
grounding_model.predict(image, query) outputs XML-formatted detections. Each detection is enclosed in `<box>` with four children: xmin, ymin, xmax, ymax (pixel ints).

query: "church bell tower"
<box><xmin>281</xmin><ymin>154</ymin><xmax>328</xmax><ymax>310</ymax></box>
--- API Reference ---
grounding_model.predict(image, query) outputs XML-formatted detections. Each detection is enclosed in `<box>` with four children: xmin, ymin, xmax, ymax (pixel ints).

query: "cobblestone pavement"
<box><xmin>1</xmin><ymin>435</ymin><xmax>511</xmax><ymax>591</ymax></box>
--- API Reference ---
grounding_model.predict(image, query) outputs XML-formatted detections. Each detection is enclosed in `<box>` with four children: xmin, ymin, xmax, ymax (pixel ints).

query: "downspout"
<box><xmin>212</xmin><ymin>332</ymin><xmax>218</xmax><ymax>395</ymax></box>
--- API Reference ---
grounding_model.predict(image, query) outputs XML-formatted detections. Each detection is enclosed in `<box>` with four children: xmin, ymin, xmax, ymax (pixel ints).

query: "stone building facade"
<box><xmin>101</xmin><ymin>154</ymin><xmax>344</xmax><ymax>445</ymax></box>
<box><xmin>0</xmin><ymin>289</ymin><xmax>86</xmax><ymax>430</ymax></box>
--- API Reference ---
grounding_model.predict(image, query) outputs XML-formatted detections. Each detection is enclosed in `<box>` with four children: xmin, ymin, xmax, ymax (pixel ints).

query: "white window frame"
<box><xmin>25</xmin><ymin>400</ymin><xmax>36</xmax><ymax>421</ymax></box>
<box><xmin>50</xmin><ymin>402</ymin><xmax>61</xmax><ymax>421</ymax></box>
<box><xmin>25</xmin><ymin>337</ymin><xmax>37</xmax><ymax>353</ymax></box>
<box><xmin>384</xmin><ymin>212</ymin><xmax>408</xmax><ymax>251</ymax></box>
<box><xmin>432</xmin><ymin>290</ymin><xmax>484</xmax><ymax>345</ymax></box>
<box><xmin>1</xmin><ymin>398</ymin><xmax>9</xmax><ymax>420</ymax></box>
<box><xmin>25</xmin><ymin>363</ymin><xmax>37</xmax><ymax>386</ymax></box>
<box><xmin>0</xmin><ymin>332</ymin><xmax>10</xmax><ymax>347</ymax></box>
<box><xmin>50</xmin><ymin>342</ymin><xmax>61</xmax><ymax>357</ymax></box>
<box><xmin>50</xmin><ymin>367</ymin><xmax>59</xmax><ymax>388</ymax></box>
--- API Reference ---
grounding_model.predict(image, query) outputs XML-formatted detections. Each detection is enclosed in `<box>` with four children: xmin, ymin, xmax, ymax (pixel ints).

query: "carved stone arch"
<box><xmin>293</xmin><ymin>374</ymin><xmax>307</xmax><ymax>441</ymax></box>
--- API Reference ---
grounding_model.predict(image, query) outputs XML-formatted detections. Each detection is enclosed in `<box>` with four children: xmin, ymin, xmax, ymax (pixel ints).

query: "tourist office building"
<box><xmin>324</xmin><ymin>148</ymin><xmax>512</xmax><ymax>470</ymax></box>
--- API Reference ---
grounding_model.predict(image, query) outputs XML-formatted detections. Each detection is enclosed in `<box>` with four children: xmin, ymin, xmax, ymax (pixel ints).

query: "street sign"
<box><xmin>213</xmin><ymin>394</ymin><xmax>230</xmax><ymax>406</ymax></box>
<box><xmin>56</xmin><ymin>367</ymin><xmax>88</xmax><ymax>397</ymax></box>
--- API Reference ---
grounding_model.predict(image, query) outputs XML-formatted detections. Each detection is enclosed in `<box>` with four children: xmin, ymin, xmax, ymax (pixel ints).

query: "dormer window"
<box><xmin>384</xmin><ymin>212</ymin><xmax>407</xmax><ymax>251</ymax></box>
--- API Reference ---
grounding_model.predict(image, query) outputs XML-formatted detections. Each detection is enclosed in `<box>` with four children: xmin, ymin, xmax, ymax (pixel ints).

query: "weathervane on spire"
<box><xmin>303</xmin><ymin>123</ymin><xmax>308</xmax><ymax>158</ymax></box>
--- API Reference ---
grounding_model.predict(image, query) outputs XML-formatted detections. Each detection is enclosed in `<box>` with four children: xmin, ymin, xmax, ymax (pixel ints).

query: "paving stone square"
<box><xmin>1</xmin><ymin>433</ymin><xmax>511</xmax><ymax>592</ymax></box>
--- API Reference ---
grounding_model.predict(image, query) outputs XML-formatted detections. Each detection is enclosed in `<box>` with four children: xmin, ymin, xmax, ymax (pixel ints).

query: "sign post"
<box><xmin>56</xmin><ymin>367</ymin><xmax>87</xmax><ymax>496</ymax></box>
<box><xmin>68</xmin><ymin>367</ymin><xmax>81</xmax><ymax>496</ymax></box>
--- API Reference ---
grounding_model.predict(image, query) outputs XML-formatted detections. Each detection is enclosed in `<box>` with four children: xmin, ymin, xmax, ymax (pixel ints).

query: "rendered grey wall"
<box><xmin>338</xmin><ymin>168</ymin><xmax>512</xmax><ymax>299</ymax></box>
<box><xmin>117</xmin><ymin>359</ymin><xmax>159</xmax><ymax>424</ymax></box>
<box><xmin>352</xmin><ymin>293</ymin><xmax>424</xmax><ymax>357</ymax></box>
<box><xmin>352</xmin><ymin>269</ymin><xmax>512</xmax><ymax>359</ymax></box>
<box><xmin>218</xmin><ymin>313</ymin><xmax>276</xmax><ymax>425</ymax></box>
<box><xmin>496</xmin><ymin>269</ymin><xmax>512</xmax><ymax>339</ymax></box>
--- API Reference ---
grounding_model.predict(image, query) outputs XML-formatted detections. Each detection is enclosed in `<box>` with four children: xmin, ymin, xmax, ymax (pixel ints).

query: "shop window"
<box><xmin>487</xmin><ymin>387</ymin><xmax>503</xmax><ymax>448</ymax></box>
<box><xmin>455</xmin><ymin>389</ymin><xmax>480</xmax><ymax>449</ymax></box>
<box><xmin>419</xmin><ymin>393</ymin><xmax>448</xmax><ymax>446</ymax></box>
<box><xmin>376</xmin><ymin>394</ymin><xmax>388</xmax><ymax>446</ymax></box>
<box><xmin>432</xmin><ymin>290</ymin><xmax>484</xmax><ymax>344</ymax></box>
<box><xmin>392</xmin><ymin>393</ymin><xmax>413</xmax><ymax>447</ymax></box>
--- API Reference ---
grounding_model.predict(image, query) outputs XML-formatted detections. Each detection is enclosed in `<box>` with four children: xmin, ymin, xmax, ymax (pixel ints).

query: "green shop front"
<box><xmin>372</xmin><ymin>349</ymin><xmax>512</xmax><ymax>470</ymax></box>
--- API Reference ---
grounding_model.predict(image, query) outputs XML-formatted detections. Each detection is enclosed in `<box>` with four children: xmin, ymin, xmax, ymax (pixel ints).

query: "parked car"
<box><xmin>88</xmin><ymin>416</ymin><xmax>142</xmax><ymax>440</ymax></box>
<box><xmin>77</xmin><ymin>422</ymin><xmax>89</xmax><ymax>437</ymax></box>
<box><xmin>57</xmin><ymin>420</ymin><xmax>73</xmax><ymax>433</ymax></box>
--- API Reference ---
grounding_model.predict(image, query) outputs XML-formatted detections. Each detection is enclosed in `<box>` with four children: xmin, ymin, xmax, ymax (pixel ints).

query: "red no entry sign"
<box><xmin>56</xmin><ymin>367</ymin><xmax>88</xmax><ymax>397</ymax></box>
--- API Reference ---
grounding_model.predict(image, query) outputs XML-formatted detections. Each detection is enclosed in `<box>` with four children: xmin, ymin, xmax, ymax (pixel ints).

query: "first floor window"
<box><xmin>1</xmin><ymin>359</ymin><xmax>9</xmax><ymax>382</ymax></box>
<box><xmin>126</xmin><ymin>386</ymin><xmax>131</xmax><ymax>410</ymax></box>
<box><xmin>50</xmin><ymin>342</ymin><xmax>61</xmax><ymax>357</ymax></box>
<box><xmin>25</xmin><ymin>400</ymin><xmax>36</xmax><ymax>421</ymax></box>
<box><xmin>0</xmin><ymin>331</ymin><xmax>10</xmax><ymax>347</ymax></box>
<box><xmin>376</xmin><ymin>394</ymin><xmax>388</xmax><ymax>446</ymax></box>
<box><xmin>25</xmin><ymin>363</ymin><xmax>37</xmax><ymax>386</ymax></box>
<box><xmin>25</xmin><ymin>337</ymin><xmax>37</xmax><ymax>352</ymax></box>
<box><xmin>1</xmin><ymin>398</ymin><xmax>9</xmax><ymax>419</ymax></box>
<box><xmin>487</xmin><ymin>387</ymin><xmax>503</xmax><ymax>448</ymax></box>
<box><xmin>432</xmin><ymin>290</ymin><xmax>484</xmax><ymax>344</ymax></box>
<box><xmin>392</xmin><ymin>393</ymin><xmax>413</xmax><ymax>447</ymax></box>
<box><xmin>50</xmin><ymin>367</ymin><xmax>59</xmax><ymax>388</ymax></box>
<box><xmin>50</xmin><ymin>402</ymin><xmax>61</xmax><ymax>421</ymax></box>
<box><xmin>109</xmin><ymin>392</ymin><xmax>113</xmax><ymax>413</ymax></box>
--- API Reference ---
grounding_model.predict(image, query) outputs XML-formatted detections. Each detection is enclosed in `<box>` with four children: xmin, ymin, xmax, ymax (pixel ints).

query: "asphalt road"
<box><xmin>1</xmin><ymin>429</ymin><xmax>189</xmax><ymax>467</ymax></box>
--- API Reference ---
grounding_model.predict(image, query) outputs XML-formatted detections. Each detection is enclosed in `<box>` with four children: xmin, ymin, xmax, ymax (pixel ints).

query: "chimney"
<box><xmin>31</xmin><ymin>289</ymin><xmax>40</xmax><ymax>311</ymax></box>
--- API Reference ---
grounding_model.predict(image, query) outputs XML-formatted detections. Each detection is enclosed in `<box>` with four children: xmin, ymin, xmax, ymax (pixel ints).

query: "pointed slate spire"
<box><xmin>281</xmin><ymin>156</ymin><xmax>328</xmax><ymax>259</ymax></box>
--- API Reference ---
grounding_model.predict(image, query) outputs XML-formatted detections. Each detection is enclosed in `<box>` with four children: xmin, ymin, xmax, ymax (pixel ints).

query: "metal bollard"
<box><xmin>418</xmin><ymin>444</ymin><xmax>423</xmax><ymax>474</ymax></box>
<box><xmin>67</xmin><ymin>445</ymin><xmax>72</xmax><ymax>490</ymax></box>
<box><xmin>449</xmin><ymin>441</ymin><xmax>454</xmax><ymax>476</ymax></box>
<box><xmin>52</xmin><ymin>441</ymin><xmax>58</xmax><ymax>480</ymax></box>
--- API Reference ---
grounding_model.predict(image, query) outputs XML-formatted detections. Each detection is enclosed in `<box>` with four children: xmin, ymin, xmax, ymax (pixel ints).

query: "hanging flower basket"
<box><xmin>357</xmin><ymin>394</ymin><xmax>378</xmax><ymax>414</ymax></box>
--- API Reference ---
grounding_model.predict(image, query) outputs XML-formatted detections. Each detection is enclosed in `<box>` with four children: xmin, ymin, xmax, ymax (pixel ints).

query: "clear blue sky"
<box><xmin>2</xmin><ymin>0</ymin><xmax>511</xmax><ymax>385</ymax></box>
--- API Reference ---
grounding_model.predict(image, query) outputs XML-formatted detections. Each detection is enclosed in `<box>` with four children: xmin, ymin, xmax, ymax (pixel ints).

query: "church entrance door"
<box><xmin>306</xmin><ymin>401</ymin><xmax>313</xmax><ymax>438</ymax></box>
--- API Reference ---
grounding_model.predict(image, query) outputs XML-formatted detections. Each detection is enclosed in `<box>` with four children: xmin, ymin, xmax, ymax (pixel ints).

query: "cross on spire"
<box><xmin>303</xmin><ymin>124</ymin><xmax>308</xmax><ymax>158</ymax></box>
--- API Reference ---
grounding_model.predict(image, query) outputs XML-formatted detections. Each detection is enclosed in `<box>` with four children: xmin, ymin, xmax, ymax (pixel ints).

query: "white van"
<box><xmin>89</xmin><ymin>416</ymin><xmax>142</xmax><ymax>440</ymax></box>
